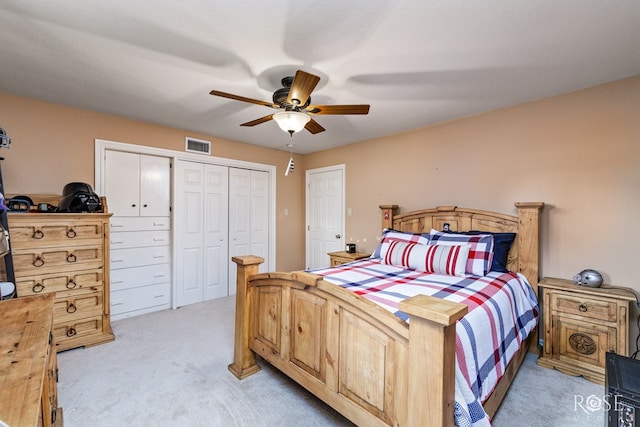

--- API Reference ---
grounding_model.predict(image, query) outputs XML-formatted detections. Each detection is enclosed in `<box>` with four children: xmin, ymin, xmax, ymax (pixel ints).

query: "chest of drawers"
<box><xmin>8</xmin><ymin>208</ymin><xmax>115</xmax><ymax>352</ymax></box>
<box><xmin>109</xmin><ymin>216</ymin><xmax>171</xmax><ymax>320</ymax></box>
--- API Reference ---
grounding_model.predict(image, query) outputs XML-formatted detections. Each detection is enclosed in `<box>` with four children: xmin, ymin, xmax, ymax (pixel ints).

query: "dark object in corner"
<box><xmin>57</xmin><ymin>182</ymin><xmax>102</xmax><ymax>213</ymax></box>
<box><xmin>7</xmin><ymin>195</ymin><xmax>34</xmax><ymax>212</ymax></box>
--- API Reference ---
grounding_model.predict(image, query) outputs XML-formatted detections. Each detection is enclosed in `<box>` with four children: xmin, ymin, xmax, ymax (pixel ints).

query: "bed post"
<box><xmin>228</xmin><ymin>255</ymin><xmax>264</xmax><ymax>380</ymax></box>
<box><xmin>514</xmin><ymin>202</ymin><xmax>544</xmax><ymax>290</ymax></box>
<box><xmin>398</xmin><ymin>294</ymin><xmax>468</xmax><ymax>427</ymax></box>
<box><xmin>380</xmin><ymin>204</ymin><xmax>399</xmax><ymax>230</ymax></box>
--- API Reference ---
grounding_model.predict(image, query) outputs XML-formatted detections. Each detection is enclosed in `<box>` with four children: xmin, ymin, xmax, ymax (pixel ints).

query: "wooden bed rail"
<box><xmin>229</xmin><ymin>255</ymin><xmax>468</xmax><ymax>426</ymax></box>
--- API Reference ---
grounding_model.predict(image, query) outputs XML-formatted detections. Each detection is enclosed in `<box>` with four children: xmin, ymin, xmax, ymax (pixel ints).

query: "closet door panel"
<box><xmin>250</xmin><ymin>170</ymin><xmax>269</xmax><ymax>272</ymax></box>
<box><xmin>175</xmin><ymin>161</ymin><xmax>205</xmax><ymax>307</ymax></box>
<box><xmin>203</xmin><ymin>164</ymin><xmax>229</xmax><ymax>301</ymax></box>
<box><xmin>229</xmin><ymin>168</ymin><xmax>251</xmax><ymax>295</ymax></box>
<box><xmin>140</xmin><ymin>155</ymin><xmax>171</xmax><ymax>217</ymax></box>
<box><xmin>104</xmin><ymin>151</ymin><xmax>140</xmax><ymax>216</ymax></box>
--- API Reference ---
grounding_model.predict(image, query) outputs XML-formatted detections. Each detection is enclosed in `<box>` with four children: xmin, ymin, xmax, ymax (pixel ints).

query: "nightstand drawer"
<box><xmin>551</xmin><ymin>292</ymin><xmax>617</xmax><ymax>322</ymax></box>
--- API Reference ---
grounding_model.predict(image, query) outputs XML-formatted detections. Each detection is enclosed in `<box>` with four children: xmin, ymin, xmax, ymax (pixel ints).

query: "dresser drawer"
<box><xmin>111</xmin><ymin>283</ymin><xmax>171</xmax><ymax>315</ymax></box>
<box><xmin>551</xmin><ymin>292</ymin><xmax>617</xmax><ymax>322</ymax></box>
<box><xmin>53</xmin><ymin>287</ymin><xmax>104</xmax><ymax>323</ymax></box>
<box><xmin>13</xmin><ymin>245</ymin><xmax>104</xmax><ymax>276</ymax></box>
<box><xmin>16</xmin><ymin>269</ymin><xmax>103</xmax><ymax>296</ymax></box>
<box><xmin>111</xmin><ymin>246</ymin><xmax>170</xmax><ymax>269</ymax></box>
<box><xmin>8</xmin><ymin>217</ymin><xmax>104</xmax><ymax>249</ymax></box>
<box><xmin>53</xmin><ymin>315</ymin><xmax>104</xmax><ymax>347</ymax></box>
<box><xmin>110</xmin><ymin>230</ymin><xmax>170</xmax><ymax>250</ymax></box>
<box><xmin>110</xmin><ymin>216</ymin><xmax>170</xmax><ymax>232</ymax></box>
<box><xmin>110</xmin><ymin>264</ymin><xmax>170</xmax><ymax>291</ymax></box>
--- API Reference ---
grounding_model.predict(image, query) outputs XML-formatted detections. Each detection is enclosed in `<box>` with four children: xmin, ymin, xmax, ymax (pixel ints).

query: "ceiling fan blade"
<box><xmin>306</xmin><ymin>104</ymin><xmax>370</xmax><ymax>115</ymax></box>
<box><xmin>210</xmin><ymin>90</ymin><xmax>276</xmax><ymax>108</ymax></box>
<box><xmin>240</xmin><ymin>114</ymin><xmax>274</xmax><ymax>127</ymax></box>
<box><xmin>287</xmin><ymin>70</ymin><xmax>320</xmax><ymax>106</ymax></box>
<box><xmin>305</xmin><ymin>119</ymin><xmax>325</xmax><ymax>134</ymax></box>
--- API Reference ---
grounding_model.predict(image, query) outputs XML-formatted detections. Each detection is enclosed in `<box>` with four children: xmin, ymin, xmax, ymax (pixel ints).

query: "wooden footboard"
<box><xmin>229</xmin><ymin>256</ymin><xmax>467</xmax><ymax>427</ymax></box>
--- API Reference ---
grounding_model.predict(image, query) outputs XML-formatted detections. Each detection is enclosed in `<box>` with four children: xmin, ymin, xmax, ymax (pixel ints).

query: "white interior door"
<box><xmin>203</xmin><ymin>164</ymin><xmax>229</xmax><ymax>300</ymax></box>
<box><xmin>175</xmin><ymin>160</ymin><xmax>204</xmax><ymax>307</ymax></box>
<box><xmin>306</xmin><ymin>165</ymin><xmax>345</xmax><ymax>270</ymax></box>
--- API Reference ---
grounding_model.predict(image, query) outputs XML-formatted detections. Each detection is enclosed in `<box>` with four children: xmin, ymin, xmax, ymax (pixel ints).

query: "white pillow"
<box><xmin>380</xmin><ymin>240</ymin><xmax>470</xmax><ymax>276</ymax></box>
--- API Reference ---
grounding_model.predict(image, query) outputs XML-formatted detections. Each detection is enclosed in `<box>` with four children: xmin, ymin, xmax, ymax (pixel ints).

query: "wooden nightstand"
<box><xmin>328</xmin><ymin>251</ymin><xmax>370</xmax><ymax>267</ymax></box>
<box><xmin>537</xmin><ymin>276</ymin><xmax>636</xmax><ymax>384</ymax></box>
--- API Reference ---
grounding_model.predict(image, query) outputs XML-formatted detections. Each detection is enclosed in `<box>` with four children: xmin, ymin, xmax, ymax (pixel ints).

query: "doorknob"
<box><xmin>335</xmin><ymin>234</ymin><xmax>341</xmax><ymax>239</ymax></box>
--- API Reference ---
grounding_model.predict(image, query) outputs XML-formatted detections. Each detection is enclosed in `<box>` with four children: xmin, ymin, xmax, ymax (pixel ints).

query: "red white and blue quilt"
<box><xmin>309</xmin><ymin>258</ymin><xmax>538</xmax><ymax>427</ymax></box>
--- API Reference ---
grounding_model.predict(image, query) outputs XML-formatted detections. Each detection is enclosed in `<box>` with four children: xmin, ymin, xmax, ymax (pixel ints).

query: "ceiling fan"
<box><xmin>210</xmin><ymin>70</ymin><xmax>370</xmax><ymax>136</ymax></box>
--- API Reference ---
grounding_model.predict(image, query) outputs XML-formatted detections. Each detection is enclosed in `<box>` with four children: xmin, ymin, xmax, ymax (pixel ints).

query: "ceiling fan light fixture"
<box><xmin>273</xmin><ymin>111</ymin><xmax>310</xmax><ymax>135</ymax></box>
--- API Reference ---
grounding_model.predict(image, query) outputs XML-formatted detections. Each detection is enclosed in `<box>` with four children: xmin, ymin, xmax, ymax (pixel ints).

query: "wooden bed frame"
<box><xmin>229</xmin><ymin>202</ymin><xmax>544</xmax><ymax>426</ymax></box>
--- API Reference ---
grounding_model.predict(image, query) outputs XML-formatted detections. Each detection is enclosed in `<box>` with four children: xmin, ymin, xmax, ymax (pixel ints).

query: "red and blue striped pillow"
<box><xmin>429</xmin><ymin>229</ymin><xmax>494</xmax><ymax>276</ymax></box>
<box><xmin>380</xmin><ymin>240</ymin><xmax>470</xmax><ymax>276</ymax></box>
<box><xmin>371</xmin><ymin>228</ymin><xmax>431</xmax><ymax>259</ymax></box>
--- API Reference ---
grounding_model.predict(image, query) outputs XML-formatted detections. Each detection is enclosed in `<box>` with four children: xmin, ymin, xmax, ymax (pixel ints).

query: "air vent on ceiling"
<box><xmin>185</xmin><ymin>137</ymin><xmax>211</xmax><ymax>155</ymax></box>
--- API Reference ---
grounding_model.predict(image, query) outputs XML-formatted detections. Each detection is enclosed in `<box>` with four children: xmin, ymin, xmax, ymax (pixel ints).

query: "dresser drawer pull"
<box><xmin>111</xmin><ymin>241</ymin><xmax>125</xmax><ymax>244</ymax></box>
<box><xmin>153</xmin><ymin>238</ymin><xmax>165</xmax><ymax>242</ymax></box>
<box><xmin>111</xmin><ymin>280</ymin><xmax>124</xmax><ymax>284</ymax></box>
<box><xmin>33</xmin><ymin>256</ymin><xmax>45</xmax><ymax>267</ymax></box>
<box><xmin>32</xmin><ymin>283</ymin><xmax>45</xmax><ymax>293</ymax></box>
<box><xmin>67</xmin><ymin>228</ymin><xmax>77</xmax><ymax>238</ymax></box>
<box><xmin>111</xmin><ymin>224</ymin><xmax>124</xmax><ymax>228</ymax></box>
<box><xmin>153</xmin><ymin>254</ymin><xmax>165</xmax><ymax>259</ymax></box>
<box><xmin>112</xmin><ymin>301</ymin><xmax>124</xmax><ymax>306</ymax></box>
<box><xmin>66</xmin><ymin>327</ymin><xmax>77</xmax><ymax>337</ymax></box>
<box><xmin>153</xmin><ymin>274</ymin><xmax>165</xmax><ymax>278</ymax></box>
<box><xmin>153</xmin><ymin>222</ymin><xmax>166</xmax><ymax>227</ymax></box>
<box><xmin>32</xmin><ymin>229</ymin><xmax>45</xmax><ymax>239</ymax></box>
<box><xmin>67</xmin><ymin>253</ymin><xmax>77</xmax><ymax>263</ymax></box>
<box><xmin>66</xmin><ymin>279</ymin><xmax>77</xmax><ymax>289</ymax></box>
<box><xmin>578</xmin><ymin>304</ymin><xmax>588</xmax><ymax>312</ymax></box>
<box><xmin>67</xmin><ymin>303</ymin><xmax>77</xmax><ymax>314</ymax></box>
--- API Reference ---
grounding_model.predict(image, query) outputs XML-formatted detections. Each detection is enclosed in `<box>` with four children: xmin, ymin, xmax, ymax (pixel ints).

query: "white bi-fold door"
<box><xmin>175</xmin><ymin>162</ymin><xmax>269</xmax><ymax>305</ymax></box>
<box><xmin>228</xmin><ymin>168</ymin><xmax>269</xmax><ymax>295</ymax></box>
<box><xmin>175</xmin><ymin>161</ymin><xmax>229</xmax><ymax>306</ymax></box>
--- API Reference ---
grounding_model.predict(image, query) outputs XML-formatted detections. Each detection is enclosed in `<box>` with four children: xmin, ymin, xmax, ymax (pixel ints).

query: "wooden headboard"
<box><xmin>379</xmin><ymin>203</ymin><xmax>544</xmax><ymax>291</ymax></box>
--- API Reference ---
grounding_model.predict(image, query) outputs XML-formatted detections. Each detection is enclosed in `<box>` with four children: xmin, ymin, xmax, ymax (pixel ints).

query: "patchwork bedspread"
<box><xmin>309</xmin><ymin>259</ymin><xmax>539</xmax><ymax>427</ymax></box>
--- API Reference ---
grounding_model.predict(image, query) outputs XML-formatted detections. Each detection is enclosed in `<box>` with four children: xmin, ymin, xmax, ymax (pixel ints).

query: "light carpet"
<box><xmin>57</xmin><ymin>296</ymin><xmax>606</xmax><ymax>426</ymax></box>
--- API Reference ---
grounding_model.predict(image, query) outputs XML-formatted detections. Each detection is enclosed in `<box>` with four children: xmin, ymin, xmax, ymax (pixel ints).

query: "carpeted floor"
<box><xmin>57</xmin><ymin>296</ymin><xmax>605</xmax><ymax>426</ymax></box>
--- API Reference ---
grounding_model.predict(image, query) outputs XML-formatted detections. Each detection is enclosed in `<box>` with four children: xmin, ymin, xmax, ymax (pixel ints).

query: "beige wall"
<box><xmin>2</xmin><ymin>76</ymin><xmax>639</xmax><ymax>342</ymax></box>
<box><xmin>0</xmin><ymin>92</ymin><xmax>306</xmax><ymax>271</ymax></box>
<box><xmin>305</xmin><ymin>76</ymin><xmax>640</xmax><ymax>343</ymax></box>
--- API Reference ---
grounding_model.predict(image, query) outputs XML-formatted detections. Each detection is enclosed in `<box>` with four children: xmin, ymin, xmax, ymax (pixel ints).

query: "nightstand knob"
<box><xmin>578</xmin><ymin>303</ymin><xmax>587</xmax><ymax>312</ymax></box>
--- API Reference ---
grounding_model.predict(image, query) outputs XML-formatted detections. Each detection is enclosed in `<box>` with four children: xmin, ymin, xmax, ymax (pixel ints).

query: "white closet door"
<box><xmin>250</xmin><ymin>170</ymin><xmax>269</xmax><ymax>271</ymax></box>
<box><xmin>203</xmin><ymin>164</ymin><xmax>229</xmax><ymax>300</ymax></box>
<box><xmin>175</xmin><ymin>160</ymin><xmax>205</xmax><ymax>307</ymax></box>
<box><xmin>228</xmin><ymin>168</ymin><xmax>269</xmax><ymax>295</ymax></box>
<box><xmin>104</xmin><ymin>151</ymin><xmax>140</xmax><ymax>216</ymax></box>
<box><xmin>229</xmin><ymin>168</ymin><xmax>251</xmax><ymax>296</ymax></box>
<box><xmin>140</xmin><ymin>155</ymin><xmax>171</xmax><ymax>217</ymax></box>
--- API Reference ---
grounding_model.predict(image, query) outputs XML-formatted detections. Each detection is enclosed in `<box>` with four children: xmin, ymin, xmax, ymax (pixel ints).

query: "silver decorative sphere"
<box><xmin>573</xmin><ymin>269</ymin><xmax>603</xmax><ymax>288</ymax></box>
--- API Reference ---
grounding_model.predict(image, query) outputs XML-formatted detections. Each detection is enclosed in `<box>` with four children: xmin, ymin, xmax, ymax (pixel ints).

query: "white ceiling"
<box><xmin>1</xmin><ymin>1</ymin><xmax>639</xmax><ymax>154</ymax></box>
